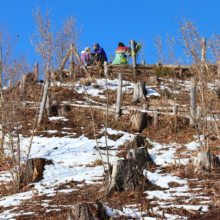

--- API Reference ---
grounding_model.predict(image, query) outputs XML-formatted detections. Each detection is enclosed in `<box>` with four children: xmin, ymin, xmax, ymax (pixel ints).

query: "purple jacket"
<box><xmin>93</xmin><ymin>47</ymin><xmax>108</xmax><ymax>61</ymax></box>
<box><xmin>80</xmin><ymin>51</ymin><xmax>90</xmax><ymax>66</ymax></box>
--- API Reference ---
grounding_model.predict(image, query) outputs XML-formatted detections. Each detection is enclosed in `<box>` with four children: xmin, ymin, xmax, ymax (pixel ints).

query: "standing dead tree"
<box><xmin>31</xmin><ymin>8</ymin><xmax>82</xmax><ymax>80</ymax></box>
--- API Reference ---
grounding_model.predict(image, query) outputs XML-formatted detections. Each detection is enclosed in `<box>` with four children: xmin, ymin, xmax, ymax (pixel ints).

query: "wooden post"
<box><xmin>190</xmin><ymin>78</ymin><xmax>196</xmax><ymax>125</ymax></box>
<box><xmin>8</xmin><ymin>79</ymin><xmax>12</xmax><ymax>87</ymax></box>
<box><xmin>131</xmin><ymin>40</ymin><xmax>137</xmax><ymax>78</ymax></box>
<box><xmin>69</xmin><ymin>44</ymin><xmax>74</xmax><ymax>78</ymax></box>
<box><xmin>38</xmin><ymin>68</ymin><xmax>50</xmax><ymax>126</ymax></box>
<box><xmin>104</xmin><ymin>61</ymin><xmax>109</xmax><ymax>78</ymax></box>
<box><xmin>115</xmin><ymin>73</ymin><xmax>123</xmax><ymax>120</ymax></box>
<box><xmin>173</xmin><ymin>98</ymin><xmax>178</xmax><ymax>115</ymax></box>
<box><xmin>154</xmin><ymin>111</ymin><xmax>158</xmax><ymax>127</ymax></box>
<box><xmin>173</xmin><ymin>98</ymin><xmax>178</xmax><ymax>132</ymax></box>
<box><xmin>197</xmin><ymin>106</ymin><xmax>202</xmax><ymax>118</ymax></box>
<box><xmin>179</xmin><ymin>67</ymin><xmax>183</xmax><ymax>78</ymax></box>
<box><xmin>142</xmin><ymin>60</ymin><xmax>146</xmax><ymax>65</ymax></box>
<box><xmin>35</xmin><ymin>63</ymin><xmax>39</xmax><ymax>78</ymax></box>
<box><xmin>217</xmin><ymin>61</ymin><xmax>220</xmax><ymax>77</ymax></box>
<box><xmin>143</xmin><ymin>104</ymin><xmax>148</xmax><ymax>110</ymax></box>
<box><xmin>22</xmin><ymin>101</ymin><xmax>27</xmax><ymax>108</ymax></box>
<box><xmin>19</xmin><ymin>74</ymin><xmax>27</xmax><ymax>91</ymax></box>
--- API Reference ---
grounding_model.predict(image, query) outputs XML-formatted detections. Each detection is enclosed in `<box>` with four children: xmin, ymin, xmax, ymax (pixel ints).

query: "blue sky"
<box><xmin>1</xmin><ymin>0</ymin><xmax>220</xmax><ymax>65</ymax></box>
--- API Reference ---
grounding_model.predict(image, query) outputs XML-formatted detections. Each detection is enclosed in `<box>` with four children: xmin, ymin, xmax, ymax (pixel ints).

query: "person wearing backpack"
<box><xmin>112</xmin><ymin>42</ymin><xmax>129</xmax><ymax>65</ymax></box>
<box><xmin>126</xmin><ymin>41</ymin><xmax>142</xmax><ymax>59</ymax></box>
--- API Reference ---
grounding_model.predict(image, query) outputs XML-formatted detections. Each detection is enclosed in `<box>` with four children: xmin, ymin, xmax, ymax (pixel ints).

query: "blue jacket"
<box><xmin>93</xmin><ymin>46</ymin><xmax>108</xmax><ymax>61</ymax></box>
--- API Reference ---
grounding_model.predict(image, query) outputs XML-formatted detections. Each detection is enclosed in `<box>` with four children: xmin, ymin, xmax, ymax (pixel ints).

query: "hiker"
<box><xmin>80</xmin><ymin>47</ymin><xmax>91</xmax><ymax>66</ymax></box>
<box><xmin>112</xmin><ymin>42</ymin><xmax>129</xmax><ymax>65</ymax></box>
<box><xmin>90</xmin><ymin>43</ymin><xmax>107</xmax><ymax>65</ymax></box>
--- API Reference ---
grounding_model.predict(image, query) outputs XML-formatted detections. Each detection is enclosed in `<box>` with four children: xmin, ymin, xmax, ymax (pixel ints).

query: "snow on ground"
<box><xmin>0</xmin><ymin>124</ymin><xmax>213</xmax><ymax>218</ymax></box>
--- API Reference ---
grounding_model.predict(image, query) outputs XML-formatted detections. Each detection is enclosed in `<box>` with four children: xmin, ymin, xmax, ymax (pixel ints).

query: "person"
<box><xmin>90</xmin><ymin>43</ymin><xmax>107</xmax><ymax>65</ymax></box>
<box><xmin>80</xmin><ymin>47</ymin><xmax>91</xmax><ymax>66</ymax></box>
<box><xmin>112</xmin><ymin>42</ymin><xmax>129</xmax><ymax>65</ymax></box>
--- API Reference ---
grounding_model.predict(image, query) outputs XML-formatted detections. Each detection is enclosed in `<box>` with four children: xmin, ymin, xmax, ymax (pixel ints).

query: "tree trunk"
<box><xmin>131</xmin><ymin>112</ymin><xmax>148</xmax><ymax>132</ymax></box>
<box><xmin>131</xmin><ymin>81</ymin><xmax>146</xmax><ymax>103</ymax></box>
<box><xmin>68</xmin><ymin>202</ymin><xmax>108</xmax><ymax>220</ymax></box>
<box><xmin>20</xmin><ymin>158</ymin><xmax>52</xmax><ymax>187</ymax></box>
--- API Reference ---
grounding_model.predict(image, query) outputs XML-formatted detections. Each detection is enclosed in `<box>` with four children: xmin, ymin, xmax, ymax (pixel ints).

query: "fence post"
<box><xmin>190</xmin><ymin>78</ymin><xmax>196</xmax><ymax>125</ymax></box>
<box><xmin>217</xmin><ymin>61</ymin><xmax>220</xmax><ymax>77</ymax></box>
<box><xmin>8</xmin><ymin>79</ymin><xmax>12</xmax><ymax>87</ymax></box>
<box><xmin>154</xmin><ymin>111</ymin><xmax>158</xmax><ymax>127</ymax></box>
<box><xmin>131</xmin><ymin>40</ymin><xmax>137</xmax><ymax>78</ymax></box>
<box><xmin>104</xmin><ymin>61</ymin><xmax>109</xmax><ymax>78</ymax></box>
<box><xmin>115</xmin><ymin>73</ymin><xmax>123</xmax><ymax>120</ymax></box>
<box><xmin>19</xmin><ymin>74</ymin><xmax>27</xmax><ymax>91</ymax></box>
<box><xmin>70</xmin><ymin>43</ymin><xmax>74</xmax><ymax>78</ymax></box>
<box><xmin>197</xmin><ymin>106</ymin><xmax>202</xmax><ymax>119</ymax></box>
<box><xmin>35</xmin><ymin>62</ymin><xmax>39</xmax><ymax>78</ymax></box>
<box><xmin>142</xmin><ymin>60</ymin><xmax>146</xmax><ymax>65</ymax></box>
<box><xmin>38</xmin><ymin>68</ymin><xmax>51</xmax><ymax>126</ymax></box>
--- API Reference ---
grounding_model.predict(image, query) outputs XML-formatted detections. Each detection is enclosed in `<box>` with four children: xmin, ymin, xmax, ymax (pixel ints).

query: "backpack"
<box><xmin>126</xmin><ymin>41</ymin><xmax>141</xmax><ymax>57</ymax></box>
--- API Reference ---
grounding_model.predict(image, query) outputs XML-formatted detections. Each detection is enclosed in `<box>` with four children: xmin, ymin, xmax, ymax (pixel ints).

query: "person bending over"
<box><xmin>90</xmin><ymin>43</ymin><xmax>107</xmax><ymax>65</ymax></box>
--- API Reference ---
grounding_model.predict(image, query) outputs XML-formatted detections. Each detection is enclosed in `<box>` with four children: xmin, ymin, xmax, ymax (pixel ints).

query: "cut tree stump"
<box><xmin>194</xmin><ymin>151</ymin><xmax>220</xmax><ymax>171</ymax></box>
<box><xmin>107</xmin><ymin>159</ymin><xmax>149</xmax><ymax>192</ymax></box>
<box><xmin>147</xmin><ymin>76</ymin><xmax>158</xmax><ymax>85</ymax></box>
<box><xmin>68</xmin><ymin>202</ymin><xmax>108</xmax><ymax>220</ymax></box>
<box><xmin>20</xmin><ymin>158</ymin><xmax>53</xmax><ymax>186</ymax></box>
<box><xmin>127</xmin><ymin>147</ymin><xmax>153</xmax><ymax>169</ymax></box>
<box><xmin>124</xmin><ymin>135</ymin><xmax>146</xmax><ymax>152</ymax></box>
<box><xmin>131</xmin><ymin>81</ymin><xmax>147</xmax><ymax>103</ymax></box>
<box><xmin>131</xmin><ymin>112</ymin><xmax>148</xmax><ymax>132</ymax></box>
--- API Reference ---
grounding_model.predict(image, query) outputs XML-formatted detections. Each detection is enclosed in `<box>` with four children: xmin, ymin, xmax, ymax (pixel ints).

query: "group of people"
<box><xmin>80</xmin><ymin>42</ymin><xmax>137</xmax><ymax>67</ymax></box>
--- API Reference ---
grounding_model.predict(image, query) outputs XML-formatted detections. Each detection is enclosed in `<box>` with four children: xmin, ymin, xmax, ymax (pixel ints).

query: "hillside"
<box><xmin>0</xmin><ymin>64</ymin><xmax>219</xmax><ymax>220</ymax></box>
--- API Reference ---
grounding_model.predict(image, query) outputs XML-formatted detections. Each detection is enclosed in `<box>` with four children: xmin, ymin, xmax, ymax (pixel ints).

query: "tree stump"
<box><xmin>131</xmin><ymin>81</ymin><xmax>147</xmax><ymax>103</ymax></box>
<box><xmin>107</xmin><ymin>159</ymin><xmax>149</xmax><ymax>192</ymax></box>
<box><xmin>57</xmin><ymin>105</ymin><xmax>71</xmax><ymax>117</ymax></box>
<box><xmin>124</xmin><ymin>135</ymin><xmax>146</xmax><ymax>152</ymax></box>
<box><xmin>147</xmin><ymin>76</ymin><xmax>158</xmax><ymax>85</ymax></box>
<box><xmin>194</xmin><ymin>151</ymin><xmax>220</xmax><ymax>171</ymax></box>
<box><xmin>20</xmin><ymin>158</ymin><xmax>53</xmax><ymax>186</ymax></box>
<box><xmin>68</xmin><ymin>202</ymin><xmax>108</xmax><ymax>220</ymax></box>
<box><xmin>127</xmin><ymin>147</ymin><xmax>153</xmax><ymax>169</ymax></box>
<box><xmin>131</xmin><ymin>112</ymin><xmax>148</xmax><ymax>132</ymax></box>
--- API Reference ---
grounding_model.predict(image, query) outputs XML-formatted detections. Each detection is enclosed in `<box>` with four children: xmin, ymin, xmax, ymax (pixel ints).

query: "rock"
<box><xmin>131</xmin><ymin>112</ymin><xmax>148</xmax><ymax>132</ymax></box>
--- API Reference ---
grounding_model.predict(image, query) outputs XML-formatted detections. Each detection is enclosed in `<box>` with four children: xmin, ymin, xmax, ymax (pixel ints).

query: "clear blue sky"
<box><xmin>1</xmin><ymin>0</ymin><xmax>219</xmax><ymax>65</ymax></box>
